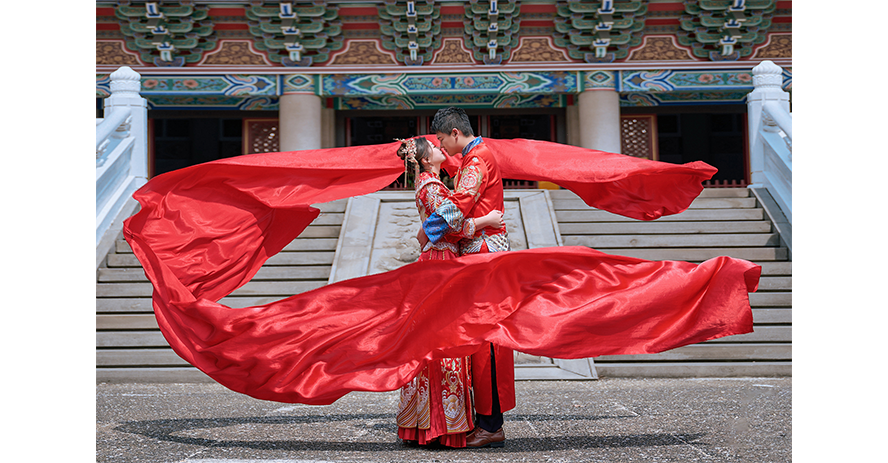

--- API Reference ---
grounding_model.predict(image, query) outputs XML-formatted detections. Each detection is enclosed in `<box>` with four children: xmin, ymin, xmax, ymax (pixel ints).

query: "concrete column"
<box><xmin>565</xmin><ymin>102</ymin><xmax>580</xmax><ymax>147</ymax></box>
<box><xmin>279</xmin><ymin>92</ymin><xmax>322</xmax><ymax>151</ymax></box>
<box><xmin>321</xmin><ymin>107</ymin><xmax>335</xmax><ymax>149</ymax></box>
<box><xmin>577</xmin><ymin>89</ymin><xmax>621</xmax><ymax>153</ymax></box>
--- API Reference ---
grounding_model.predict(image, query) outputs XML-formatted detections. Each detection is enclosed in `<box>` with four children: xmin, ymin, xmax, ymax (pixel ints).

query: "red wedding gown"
<box><xmin>396</xmin><ymin>171</ymin><xmax>476</xmax><ymax>448</ymax></box>
<box><xmin>122</xmin><ymin>137</ymin><xmax>759</xmax><ymax>405</ymax></box>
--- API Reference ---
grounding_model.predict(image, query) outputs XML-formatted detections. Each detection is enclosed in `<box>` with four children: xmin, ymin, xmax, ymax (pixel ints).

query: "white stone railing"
<box><xmin>96</xmin><ymin>66</ymin><xmax>148</xmax><ymax>264</ymax></box>
<box><xmin>747</xmin><ymin>60</ymin><xmax>792</xmax><ymax>224</ymax></box>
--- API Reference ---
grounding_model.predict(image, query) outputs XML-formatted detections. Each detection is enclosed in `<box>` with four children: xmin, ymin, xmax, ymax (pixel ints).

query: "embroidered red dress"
<box><xmin>397</xmin><ymin>171</ymin><xmax>477</xmax><ymax>448</ymax></box>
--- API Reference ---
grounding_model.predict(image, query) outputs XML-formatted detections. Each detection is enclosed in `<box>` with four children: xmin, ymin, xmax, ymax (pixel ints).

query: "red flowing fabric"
<box><xmin>122</xmin><ymin>138</ymin><xmax>755</xmax><ymax>405</ymax></box>
<box><xmin>442</xmin><ymin>136</ymin><xmax>717</xmax><ymax>220</ymax></box>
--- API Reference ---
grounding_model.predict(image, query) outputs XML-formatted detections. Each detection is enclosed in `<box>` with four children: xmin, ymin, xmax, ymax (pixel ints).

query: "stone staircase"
<box><xmin>549</xmin><ymin>187</ymin><xmax>792</xmax><ymax>377</ymax></box>
<box><xmin>96</xmin><ymin>188</ymin><xmax>791</xmax><ymax>382</ymax></box>
<box><xmin>95</xmin><ymin>199</ymin><xmax>348</xmax><ymax>382</ymax></box>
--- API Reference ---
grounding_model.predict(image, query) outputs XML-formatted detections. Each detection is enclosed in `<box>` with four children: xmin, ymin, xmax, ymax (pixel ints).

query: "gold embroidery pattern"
<box><xmin>441</xmin><ymin>358</ymin><xmax>471</xmax><ymax>432</ymax></box>
<box><xmin>456</xmin><ymin>158</ymin><xmax>484</xmax><ymax>203</ymax></box>
<box><xmin>460</xmin><ymin>229</ymin><xmax>511</xmax><ymax>255</ymax></box>
<box><xmin>397</xmin><ymin>365</ymin><xmax>431</xmax><ymax>429</ymax></box>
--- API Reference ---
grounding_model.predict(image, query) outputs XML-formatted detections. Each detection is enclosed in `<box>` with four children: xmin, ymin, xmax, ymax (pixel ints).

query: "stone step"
<box><xmin>563</xmin><ymin>233</ymin><xmax>781</xmax><ymax>248</ymax></box>
<box><xmin>594</xmin><ymin>343</ymin><xmax>791</xmax><ymax>362</ymax></box>
<box><xmin>552</xmin><ymin>196</ymin><xmax>758</xmax><ymax>211</ymax></box>
<box><xmin>593</xmin><ymin>362</ymin><xmax>791</xmax><ymax>377</ymax></box>
<box><xmin>556</xmin><ymin>208</ymin><xmax>765</xmax><ymax>223</ymax></box>
<box><xmin>758</xmin><ymin>276</ymin><xmax>791</xmax><ymax>291</ymax></box>
<box><xmin>97</xmin><ymin>314</ymin><xmax>159</xmax><ymax>330</ymax></box>
<box><xmin>96</xmin><ymin>348</ymin><xmax>188</xmax><ymax>367</ymax></box>
<box><xmin>750</xmin><ymin>292</ymin><xmax>791</xmax><ymax>307</ymax></box>
<box><xmin>97</xmin><ymin>297</ymin><xmax>153</xmax><ymax>313</ymax></box>
<box><xmin>584</xmin><ymin>247</ymin><xmax>788</xmax><ymax>262</ymax></box>
<box><xmin>752</xmin><ymin>308</ymin><xmax>792</xmax><ymax>324</ymax></box>
<box><xmin>96</xmin><ymin>367</ymin><xmax>214</xmax><ymax>383</ymax></box>
<box><xmin>107</xmin><ymin>251</ymin><xmax>336</xmax><ymax>268</ymax></box>
<box><xmin>115</xmin><ymin>237</ymin><xmax>340</xmax><ymax>255</ymax></box>
<box><xmin>705</xmin><ymin>326</ymin><xmax>791</xmax><ymax>343</ymax></box>
<box><xmin>559</xmin><ymin>220</ymin><xmax>772</xmax><ymax>235</ymax></box>
<box><xmin>97</xmin><ymin>331</ymin><xmax>168</xmax><ymax>348</ymax></box>
<box><xmin>759</xmin><ymin>261</ymin><xmax>792</xmax><ymax>276</ymax></box>
<box><xmin>96</xmin><ymin>280</ymin><xmax>326</xmax><ymax>298</ymax></box>
<box><xmin>97</xmin><ymin>348</ymin><xmax>189</xmax><ymax>367</ymax></box>
<box><xmin>547</xmin><ymin>188</ymin><xmax>751</xmax><ymax>200</ymax></box>
<box><xmin>98</xmin><ymin>265</ymin><xmax>331</xmax><ymax>283</ymax></box>
<box><xmin>96</xmin><ymin>296</ymin><xmax>315</xmax><ymax>313</ymax></box>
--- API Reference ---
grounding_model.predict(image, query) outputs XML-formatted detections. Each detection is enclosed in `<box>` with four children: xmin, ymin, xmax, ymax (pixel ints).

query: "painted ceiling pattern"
<box><xmin>96</xmin><ymin>1</ymin><xmax>792</xmax><ymax>109</ymax></box>
<box><xmin>97</xmin><ymin>1</ymin><xmax>791</xmax><ymax>68</ymax></box>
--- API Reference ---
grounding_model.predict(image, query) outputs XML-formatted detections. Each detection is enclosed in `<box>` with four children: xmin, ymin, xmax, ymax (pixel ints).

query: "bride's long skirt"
<box><xmin>397</xmin><ymin>248</ymin><xmax>473</xmax><ymax>448</ymax></box>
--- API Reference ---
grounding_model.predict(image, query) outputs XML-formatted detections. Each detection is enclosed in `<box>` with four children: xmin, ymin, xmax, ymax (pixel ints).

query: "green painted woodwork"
<box><xmin>246</xmin><ymin>5</ymin><xmax>326</xmax><ymax>18</ymax></box>
<box><xmin>559</xmin><ymin>1</ymin><xmax>643</xmax><ymax>14</ymax></box>
<box><xmin>378</xmin><ymin>1</ymin><xmax>442</xmax><ymax>66</ymax></box>
<box><xmin>679</xmin><ymin>0</ymin><xmax>776</xmax><ymax>60</ymax></box>
<box><xmin>114</xmin><ymin>3</ymin><xmax>216</xmax><ymax>66</ymax></box>
<box><xmin>553</xmin><ymin>1</ymin><xmax>646</xmax><ymax>63</ymax></box>
<box><xmin>382</xmin><ymin>2</ymin><xmax>436</xmax><ymax>16</ymax></box>
<box><xmin>244</xmin><ymin>2</ymin><xmax>343</xmax><ymax>66</ymax></box>
<box><xmin>466</xmin><ymin>1</ymin><xmax>518</xmax><ymax>15</ymax></box>
<box><xmin>463</xmin><ymin>0</ymin><xmax>522</xmax><ymax>65</ymax></box>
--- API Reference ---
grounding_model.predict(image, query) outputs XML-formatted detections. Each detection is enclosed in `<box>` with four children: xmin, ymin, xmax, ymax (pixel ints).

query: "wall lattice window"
<box><xmin>243</xmin><ymin>118</ymin><xmax>279</xmax><ymax>154</ymax></box>
<box><xmin>620</xmin><ymin>114</ymin><xmax>659</xmax><ymax>161</ymax></box>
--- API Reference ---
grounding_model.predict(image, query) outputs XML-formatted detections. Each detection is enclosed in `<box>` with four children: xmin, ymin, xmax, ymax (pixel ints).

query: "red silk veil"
<box><xmin>122</xmin><ymin>138</ymin><xmax>757</xmax><ymax>404</ymax></box>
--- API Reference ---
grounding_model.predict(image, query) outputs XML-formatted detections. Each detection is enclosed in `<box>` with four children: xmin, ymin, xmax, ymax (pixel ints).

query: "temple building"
<box><xmin>96</xmin><ymin>0</ymin><xmax>792</xmax><ymax>185</ymax></box>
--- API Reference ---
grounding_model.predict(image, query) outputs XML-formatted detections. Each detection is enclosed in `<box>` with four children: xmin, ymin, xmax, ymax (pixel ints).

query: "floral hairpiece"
<box><xmin>395</xmin><ymin>137</ymin><xmax>420</xmax><ymax>186</ymax></box>
<box><xmin>396</xmin><ymin>137</ymin><xmax>418</xmax><ymax>164</ymax></box>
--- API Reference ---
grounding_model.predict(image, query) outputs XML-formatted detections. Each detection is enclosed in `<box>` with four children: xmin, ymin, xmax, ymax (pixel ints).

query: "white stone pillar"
<box><xmin>747</xmin><ymin>60</ymin><xmax>790</xmax><ymax>187</ymax></box>
<box><xmin>576</xmin><ymin>71</ymin><xmax>621</xmax><ymax>153</ymax></box>
<box><xmin>280</xmin><ymin>92</ymin><xmax>322</xmax><ymax>151</ymax></box>
<box><xmin>321</xmin><ymin>106</ymin><xmax>335</xmax><ymax>149</ymax></box>
<box><xmin>577</xmin><ymin>89</ymin><xmax>621</xmax><ymax>153</ymax></box>
<box><xmin>565</xmin><ymin>103</ymin><xmax>580</xmax><ymax>147</ymax></box>
<box><xmin>104</xmin><ymin>66</ymin><xmax>148</xmax><ymax>179</ymax></box>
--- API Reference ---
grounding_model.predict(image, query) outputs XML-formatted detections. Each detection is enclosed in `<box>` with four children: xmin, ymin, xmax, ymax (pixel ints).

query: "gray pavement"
<box><xmin>96</xmin><ymin>377</ymin><xmax>791</xmax><ymax>462</ymax></box>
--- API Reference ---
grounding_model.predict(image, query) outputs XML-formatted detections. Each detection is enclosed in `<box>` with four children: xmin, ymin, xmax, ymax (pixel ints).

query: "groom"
<box><xmin>417</xmin><ymin>106</ymin><xmax>515</xmax><ymax>449</ymax></box>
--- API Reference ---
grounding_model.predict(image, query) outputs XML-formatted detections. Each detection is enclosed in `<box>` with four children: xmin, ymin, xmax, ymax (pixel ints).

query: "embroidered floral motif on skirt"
<box><xmin>397</xmin><ymin>356</ymin><xmax>473</xmax><ymax>447</ymax></box>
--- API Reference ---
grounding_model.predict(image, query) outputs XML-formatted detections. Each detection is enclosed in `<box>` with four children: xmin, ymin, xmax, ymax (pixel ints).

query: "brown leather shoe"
<box><xmin>466</xmin><ymin>427</ymin><xmax>505</xmax><ymax>448</ymax></box>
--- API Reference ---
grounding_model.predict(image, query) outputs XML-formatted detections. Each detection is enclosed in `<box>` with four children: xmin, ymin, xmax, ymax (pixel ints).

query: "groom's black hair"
<box><xmin>430</xmin><ymin>107</ymin><xmax>475</xmax><ymax>137</ymax></box>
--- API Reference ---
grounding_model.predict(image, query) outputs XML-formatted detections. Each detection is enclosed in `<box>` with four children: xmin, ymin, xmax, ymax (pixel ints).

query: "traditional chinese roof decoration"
<box><xmin>245</xmin><ymin>1</ymin><xmax>344</xmax><ymax>66</ymax></box>
<box><xmin>464</xmin><ymin>0</ymin><xmax>522</xmax><ymax>65</ymax></box>
<box><xmin>114</xmin><ymin>1</ymin><xmax>217</xmax><ymax>67</ymax></box>
<box><xmin>378</xmin><ymin>1</ymin><xmax>441</xmax><ymax>66</ymax></box>
<box><xmin>678</xmin><ymin>0</ymin><xmax>775</xmax><ymax>61</ymax></box>
<box><xmin>553</xmin><ymin>0</ymin><xmax>646</xmax><ymax>64</ymax></box>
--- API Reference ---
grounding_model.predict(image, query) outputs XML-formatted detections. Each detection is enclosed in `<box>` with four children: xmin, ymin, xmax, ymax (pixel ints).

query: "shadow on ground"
<box><xmin>114</xmin><ymin>413</ymin><xmax>706</xmax><ymax>453</ymax></box>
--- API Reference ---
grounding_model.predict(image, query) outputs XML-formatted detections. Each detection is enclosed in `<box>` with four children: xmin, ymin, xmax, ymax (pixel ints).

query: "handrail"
<box><xmin>762</xmin><ymin>100</ymin><xmax>792</xmax><ymax>141</ymax></box>
<box><xmin>747</xmin><ymin>60</ymin><xmax>791</xmax><ymax>226</ymax></box>
<box><xmin>96</xmin><ymin>66</ymin><xmax>148</xmax><ymax>263</ymax></box>
<box><xmin>96</xmin><ymin>107</ymin><xmax>132</xmax><ymax>152</ymax></box>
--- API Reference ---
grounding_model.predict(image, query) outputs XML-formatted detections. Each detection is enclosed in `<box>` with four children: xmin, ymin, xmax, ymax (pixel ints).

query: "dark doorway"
<box><xmin>151</xmin><ymin>118</ymin><xmax>243</xmax><ymax>176</ymax></box>
<box><xmin>488</xmin><ymin>114</ymin><xmax>554</xmax><ymax>141</ymax></box>
<box><xmin>656</xmin><ymin>112</ymin><xmax>748</xmax><ymax>185</ymax></box>
<box><xmin>348</xmin><ymin>116</ymin><xmax>420</xmax><ymax>146</ymax></box>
